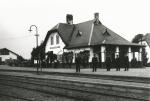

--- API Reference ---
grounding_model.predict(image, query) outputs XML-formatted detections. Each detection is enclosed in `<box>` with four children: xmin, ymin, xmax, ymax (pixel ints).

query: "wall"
<box><xmin>0</xmin><ymin>52</ymin><xmax>17</xmax><ymax>62</ymax></box>
<box><xmin>64</xmin><ymin>47</ymin><xmax>92</xmax><ymax>63</ymax></box>
<box><xmin>45</xmin><ymin>32</ymin><xmax>65</xmax><ymax>55</ymax></box>
<box><xmin>45</xmin><ymin>32</ymin><xmax>94</xmax><ymax>63</ymax></box>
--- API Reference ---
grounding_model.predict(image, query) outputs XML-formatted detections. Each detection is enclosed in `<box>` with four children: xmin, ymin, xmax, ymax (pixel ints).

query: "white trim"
<box><xmin>101</xmin><ymin>46</ymin><xmax>106</xmax><ymax>62</ymax></box>
<box><xmin>88</xmin><ymin>23</ymin><xmax>94</xmax><ymax>45</ymax></box>
<box><xmin>128</xmin><ymin>47</ymin><xmax>132</xmax><ymax>62</ymax></box>
<box><xmin>89</xmin><ymin>48</ymin><xmax>94</xmax><ymax>62</ymax></box>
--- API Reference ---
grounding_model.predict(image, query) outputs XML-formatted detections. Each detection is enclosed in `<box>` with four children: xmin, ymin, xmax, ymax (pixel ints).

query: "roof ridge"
<box><xmin>77</xmin><ymin>19</ymin><xmax>94</xmax><ymax>25</ymax></box>
<box><xmin>88</xmin><ymin>23</ymin><xmax>94</xmax><ymax>45</ymax></box>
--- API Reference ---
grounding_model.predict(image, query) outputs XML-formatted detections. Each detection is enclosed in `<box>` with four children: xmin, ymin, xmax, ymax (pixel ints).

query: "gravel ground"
<box><xmin>0</xmin><ymin>96</ymin><xmax>26</xmax><ymax>101</ymax></box>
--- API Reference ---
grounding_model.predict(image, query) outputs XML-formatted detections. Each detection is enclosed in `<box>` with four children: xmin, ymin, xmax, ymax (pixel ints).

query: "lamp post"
<box><xmin>28</xmin><ymin>25</ymin><xmax>40</xmax><ymax>74</ymax></box>
<box><xmin>28</xmin><ymin>25</ymin><xmax>39</xmax><ymax>47</ymax></box>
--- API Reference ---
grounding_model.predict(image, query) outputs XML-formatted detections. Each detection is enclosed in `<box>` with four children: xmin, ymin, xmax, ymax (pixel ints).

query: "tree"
<box><xmin>31</xmin><ymin>42</ymin><xmax>45</xmax><ymax>66</ymax></box>
<box><xmin>132</xmin><ymin>34</ymin><xmax>148</xmax><ymax>66</ymax></box>
<box><xmin>77</xmin><ymin>50</ymin><xmax>90</xmax><ymax>68</ymax></box>
<box><xmin>62</xmin><ymin>52</ymin><xmax>73</xmax><ymax>68</ymax></box>
<box><xmin>132</xmin><ymin>34</ymin><xmax>143</xmax><ymax>43</ymax></box>
<box><xmin>142</xmin><ymin>48</ymin><xmax>148</xmax><ymax>66</ymax></box>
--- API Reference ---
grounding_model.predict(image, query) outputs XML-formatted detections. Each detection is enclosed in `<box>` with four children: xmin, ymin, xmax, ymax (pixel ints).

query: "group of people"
<box><xmin>105</xmin><ymin>55</ymin><xmax>129</xmax><ymax>71</ymax></box>
<box><xmin>75</xmin><ymin>53</ymin><xmax>129</xmax><ymax>72</ymax></box>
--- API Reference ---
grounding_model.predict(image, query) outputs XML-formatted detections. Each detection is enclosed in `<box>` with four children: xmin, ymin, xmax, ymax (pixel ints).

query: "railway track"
<box><xmin>0</xmin><ymin>79</ymin><xmax>85</xmax><ymax>101</ymax></box>
<box><xmin>0</xmin><ymin>93</ymin><xmax>32</xmax><ymax>101</ymax></box>
<box><xmin>0</xmin><ymin>75</ymin><xmax>89</xmax><ymax>101</ymax></box>
<box><xmin>0</xmin><ymin>84</ymin><xmax>84</xmax><ymax>101</ymax></box>
<box><xmin>0</xmin><ymin>73</ymin><xmax>149</xmax><ymax>101</ymax></box>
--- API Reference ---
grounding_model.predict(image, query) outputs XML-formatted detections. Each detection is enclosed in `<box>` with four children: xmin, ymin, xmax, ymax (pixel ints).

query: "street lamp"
<box><xmin>28</xmin><ymin>25</ymin><xmax>39</xmax><ymax>47</ymax></box>
<box><xmin>28</xmin><ymin>25</ymin><xmax>40</xmax><ymax>74</ymax></box>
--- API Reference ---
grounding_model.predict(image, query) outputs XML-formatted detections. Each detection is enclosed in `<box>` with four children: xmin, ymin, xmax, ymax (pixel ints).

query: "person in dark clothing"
<box><xmin>92</xmin><ymin>54</ymin><xmax>99</xmax><ymax>72</ymax></box>
<box><xmin>68</xmin><ymin>54</ymin><xmax>73</xmax><ymax>68</ymax></box>
<box><xmin>105</xmin><ymin>56</ymin><xmax>112</xmax><ymax>71</ymax></box>
<box><xmin>131</xmin><ymin>57</ymin><xmax>137</xmax><ymax>68</ymax></box>
<box><xmin>54</xmin><ymin>59</ymin><xmax>59</xmax><ymax>68</ymax></box>
<box><xmin>124</xmin><ymin>55</ymin><xmax>129</xmax><ymax>71</ymax></box>
<box><xmin>75</xmin><ymin>54</ymin><xmax>81</xmax><ymax>72</ymax></box>
<box><xmin>41</xmin><ymin>59</ymin><xmax>46</xmax><ymax>68</ymax></box>
<box><xmin>62</xmin><ymin>54</ymin><xmax>65</xmax><ymax>68</ymax></box>
<box><xmin>111</xmin><ymin>56</ymin><xmax>115</xmax><ymax>69</ymax></box>
<box><xmin>115</xmin><ymin>55</ymin><xmax>120</xmax><ymax>71</ymax></box>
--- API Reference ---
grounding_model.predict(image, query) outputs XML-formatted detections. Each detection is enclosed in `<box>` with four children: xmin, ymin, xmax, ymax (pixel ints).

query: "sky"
<box><xmin>0</xmin><ymin>0</ymin><xmax>150</xmax><ymax>59</ymax></box>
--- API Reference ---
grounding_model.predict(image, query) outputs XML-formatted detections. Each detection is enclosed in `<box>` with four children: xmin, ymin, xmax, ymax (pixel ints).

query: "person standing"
<box><xmin>54</xmin><ymin>59</ymin><xmax>59</xmax><ymax>68</ymax></box>
<box><xmin>115</xmin><ymin>55</ymin><xmax>120</xmax><ymax>71</ymax></box>
<box><xmin>124</xmin><ymin>55</ymin><xmax>129</xmax><ymax>71</ymax></box>
<box><xmin>62</xmin><ymin>54</ymin><xmax>65</xmax><ymax>68</ymax></box>
<box><xmin>92</xmin><ymin>54</ymin><xmax>98</xmax><ymax>72</ymax></box>
<box><xmin>105</xmin><ymin>56</ymin><xmax>112</xmax><ymax>71</ymax></box>
<box><xmin>75</xmin><ymin>54</ymin><xmax>81</xmax><ymax>72</ymax></box>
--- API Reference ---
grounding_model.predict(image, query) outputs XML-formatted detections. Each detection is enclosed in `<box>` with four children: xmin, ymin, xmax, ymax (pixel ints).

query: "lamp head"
<box><xmin>28</xmin><ymin>29</ymin><xmax>32</xmax><ymax>32</ymax></box>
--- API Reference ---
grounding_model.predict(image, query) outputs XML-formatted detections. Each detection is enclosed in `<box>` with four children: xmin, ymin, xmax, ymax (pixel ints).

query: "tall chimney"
<box><xmin>94</xmin><ymin>13</ymin><xmax>99</xmax><ymax>20</ymax></box>
<box><xmin>94</xmin><ymin>12</ymin><xmax>101</xmax><ymax>24</ymax></box>
<box><xmin>66</xmin><ymin>14</ymin><xmax>73</xmax><ymax>25</ymax></box>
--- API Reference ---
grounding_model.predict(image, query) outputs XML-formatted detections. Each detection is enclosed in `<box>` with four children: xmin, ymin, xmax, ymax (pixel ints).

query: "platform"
<box><xmin>0</xmin><ymin>65</ymin><xmax>150</xmax><ymax>78</ymax></box>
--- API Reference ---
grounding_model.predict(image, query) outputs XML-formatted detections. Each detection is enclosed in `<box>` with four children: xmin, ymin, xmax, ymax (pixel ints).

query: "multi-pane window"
<box><xmin>56</xmin><ymin>35</ymin><xmax>59</xmax><ymax>44</ymax></box>
<box><xmin>50</xmin><ymin>36</ymin><xmax>54</xmax><ymax>45</ymax></box>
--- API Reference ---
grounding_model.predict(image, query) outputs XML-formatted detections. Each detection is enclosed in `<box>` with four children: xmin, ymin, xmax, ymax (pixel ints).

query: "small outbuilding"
<box><xmin>0</xmin><ymin>48</ymin><xmax>21</xmax><ymax>64</ymax></box>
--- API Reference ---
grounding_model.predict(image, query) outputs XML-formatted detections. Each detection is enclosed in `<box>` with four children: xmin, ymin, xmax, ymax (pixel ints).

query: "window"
<box><xmin>56</xmin><ymin>35</ymin><xmax>59</xmax><ymax>44</ymax></box>
<box><xmin>50</xmin><ymin>36</ymin><xmax>54</xmax><ymax>45</ymax></box>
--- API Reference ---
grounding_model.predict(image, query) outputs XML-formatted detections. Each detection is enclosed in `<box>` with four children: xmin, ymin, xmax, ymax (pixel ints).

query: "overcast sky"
<box><xmin>0</xmin><ymin>0</ymin><xmax>150</xmax><ymax>59</ymax></box>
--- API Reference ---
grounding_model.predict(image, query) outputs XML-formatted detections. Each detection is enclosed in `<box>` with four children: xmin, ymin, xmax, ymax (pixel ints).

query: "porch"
<box><xmin>91</xmin><ymin>45</ymin><xmax>143</xmax><ymax>68</ymax></box>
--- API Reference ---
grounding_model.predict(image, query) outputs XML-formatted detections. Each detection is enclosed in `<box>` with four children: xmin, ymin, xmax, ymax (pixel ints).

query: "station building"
<box><xmin>43</xmin><ymin>13</ymin><xmax>144</xmax><ymax>67</ymax></box>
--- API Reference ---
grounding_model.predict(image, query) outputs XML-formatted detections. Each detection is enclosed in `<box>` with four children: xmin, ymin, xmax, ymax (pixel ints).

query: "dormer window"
<box><xmin>103</xmin><ymin>29</ymin><xmax>110</xmax><ymax>36</ymax></box>
<box><xmin>76</xmin><ymin>30</ymin><xmax>82</xmax><ymax>37</ymax></box>
<box><xmin>56</xmin><ymin>35</ymin><xmax>59</xmax><ymax>44</ymax></box>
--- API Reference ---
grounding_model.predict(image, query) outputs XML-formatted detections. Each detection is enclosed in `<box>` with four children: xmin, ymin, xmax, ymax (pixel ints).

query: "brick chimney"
<box><xmin>94</xmin><ymin>12</ymin><xmax>101</xmax><ymax>24</ymax></box>
<box><xmin>66</xmin><ymin>14</ymin><xmax>73</xmax><ymax>25</ymax></box>
<box><xmin>94</xmin><ymin>13</ymin><xmax>99</xmax><ymax>20</ymax></box>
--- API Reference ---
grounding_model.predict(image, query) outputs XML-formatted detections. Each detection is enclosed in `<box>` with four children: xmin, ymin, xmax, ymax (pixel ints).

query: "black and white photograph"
<box><xmin>0</xmin><ymin>0</ymin><xmax>150</xmax><ymax>101</ymax></box>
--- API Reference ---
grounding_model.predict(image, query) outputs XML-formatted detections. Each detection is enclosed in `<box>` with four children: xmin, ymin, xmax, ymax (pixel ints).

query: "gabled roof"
<box><xmin>44</xmin><ymin>19</ymin><xmax>143</xmax><ymax>49</ymax></box>
<box><xmin>43</xmin><ymin>23</ymin><xmax>75</xmax><ymax>46</ymax></box>
<box><xmin>66</xmin><ymin>20</ymin><xmax>142</xmax><ymax>48</ymax></box>
<box><xmin>0</xmin><ymin>48</ymin><xmax>20</xmax><ymax>56</ymax></box>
